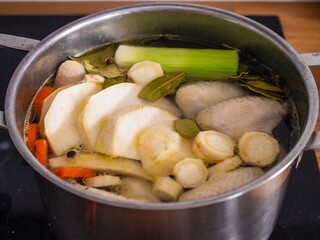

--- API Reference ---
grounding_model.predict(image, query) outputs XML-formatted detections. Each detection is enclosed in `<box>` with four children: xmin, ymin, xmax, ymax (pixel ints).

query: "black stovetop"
<box><xmin>0</xmin><ymin>15</ymin><xmax>320</xmax><ymax>240</ymax></box>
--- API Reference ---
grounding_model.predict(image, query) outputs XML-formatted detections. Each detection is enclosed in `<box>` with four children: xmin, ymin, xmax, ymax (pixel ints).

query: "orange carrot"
<box><xmin>34</xmin><ymin>86</ymin><xmax>55</xmax><ymax>118</ymax></box>
<box><xmin>27</xmin><ymin>123</ymin><xmax>38</xmax><ymax>153</ymax></box>
<box><xmin>35</xmin><ymin>139</ymin><xmax>48</xmax><ymax>165</ymax></box>
<box><xmin>52</xmin><ymin>167</ymin><xmax>96</xmax><ymax>179</ymax></box>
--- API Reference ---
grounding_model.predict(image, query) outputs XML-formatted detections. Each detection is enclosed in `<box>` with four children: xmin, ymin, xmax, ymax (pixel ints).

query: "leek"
<box><xmin>115</xmin><ymin>45</ymin><xmax>239</xmax><ymax>79</ymax></box>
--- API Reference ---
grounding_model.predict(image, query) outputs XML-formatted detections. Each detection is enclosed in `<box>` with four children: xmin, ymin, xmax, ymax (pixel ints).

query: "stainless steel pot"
<box><xmin>1</xmin><ymin>3</ymin><xmax>320</xmax><ymax>240</ymax></box>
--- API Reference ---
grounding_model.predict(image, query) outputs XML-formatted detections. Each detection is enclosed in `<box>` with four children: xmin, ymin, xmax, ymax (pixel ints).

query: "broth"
<box><xmin>24</xmin><ymin>36</ymin><xmax>299</xmax><ymax>202</ymax></box>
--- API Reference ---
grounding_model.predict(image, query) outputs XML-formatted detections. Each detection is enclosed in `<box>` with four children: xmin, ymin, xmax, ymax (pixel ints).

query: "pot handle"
<box><xmin>0</xmin><ymin>34</ymin><xmax>40</xmax><ymax>130</ymax></box>
<box><xmin>300</xmin><ymin>52</ymin><xmax>320</xmax><ymax>68</ymax></box>
<box><xmin>0</xmin><ymin>111</ymin><xmax>6</xmax><ymax>129</ymax></box>
<box><xmin>0</xmin><ymin>33</ymin><xmax>40</xmax><ymax>51</ymax></box>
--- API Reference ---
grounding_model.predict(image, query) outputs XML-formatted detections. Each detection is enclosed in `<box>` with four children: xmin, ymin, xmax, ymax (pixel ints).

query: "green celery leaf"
<box><xmin>138</xmin><ymin>72</ymin><xmax>186</xmax><ymax>102</ymax></box>
<box><xmin>174</xmin><ymin>119</ymin><xmax>200</xmax><ymax>139</ymax></box>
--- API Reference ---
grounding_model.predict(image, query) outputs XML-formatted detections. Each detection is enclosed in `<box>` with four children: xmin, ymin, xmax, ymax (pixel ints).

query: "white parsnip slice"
<box><xmin>138</xmin><ymin>126</ymin><xmax>194</xmax><ymax>177</ymax></box>
<box><xmin>153</xmin><ymin>177</ymin><xmax>183</xmax><ymax>202</ymax></box>
<box><xmin>179</xmin><ymin>167</ymin><xmax>264</xmax><ymax>202</ymax></box>
<box><xmin>192</xmin><ymin>130</ymin><xmax>235</xmax><ymax>164</ymax></box>
<box><xmin>39</xmin><ymin>84</ymin><xmax>73</xmax><ymax>137</ymax></box>
<box><xmin>44</xmin><ymin>82</ymin><xmax>102</xmax><ymax>155</ymax></box>
<box><xmin>120</xmin><ymin>177</ymin><xmax>161</xmax><ymax>203</ymax></box>
<box><xmin>128</xmin><ymin>60</ymin><xmax>164</xmax><ymax>86</ymax></box>
<box><xmin>96</xmin><ymin>106</ymin><xmax>178</xmax><ymax>160</ymax></box>
<box><xmin>173</xmin><ymin>158</ymin><xmax>208</xmax><ymax>188</ymax></box>
<box><xmin>79</xmin><ymin>83</ymin><xmax>181</xmax><ymax>151</ymax></box>
<box><xmin>238</xmin><ymin>132</ymin><xmax>280</xmax><ymax>167</ymax></box>
<box><xmin>83</xmin><ymin>175</ymin><xmax>121</xmax><ymax>187</ymax></box>
<box><xmin>72</xmin><ymin>182</ymin><xmax>137</xmax><ymax>202</ymax></box>
<box><xmin>48</xmin><ymin>154</ymin><xmax>151</xmax><ymax>180</ymax></box>
<box><xmin>208</xmin><ymin>156</ymin><xmax>242</xmax><ymax>179</ymax></box>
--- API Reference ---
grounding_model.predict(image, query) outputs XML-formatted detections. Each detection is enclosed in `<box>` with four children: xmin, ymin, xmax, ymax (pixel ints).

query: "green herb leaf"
<box><xmin>138</xmin><ymin>72</ymin><xmax>186</xmax><ymax>102</ymax></box>
<box><xmin>238</xmin><ymin>80</ymin><xmax>284</xmax><ymax>92</ymax></box>
<box><xmin>83</xmin><ymin>60</ymin><xmax>127</xmax><ymax>79</ymax></box>
<box><xmin>238</xmin><ymin>83</ymin><xmax>285</xmax><ymax>100</ymax></box>
<box><xmin>69</xmin><ymin>44</ymin><xmax>115</xmax><ymax>65</ymax></box>
<box><xmin>103</xmin><ymin>76</ymin><xmax>127</xmax><ymax>89</ymax></box>
<box><xmin>174</xmin><ymin>119</ymin><xmax>200</xmax><ymax>138</ymax></box>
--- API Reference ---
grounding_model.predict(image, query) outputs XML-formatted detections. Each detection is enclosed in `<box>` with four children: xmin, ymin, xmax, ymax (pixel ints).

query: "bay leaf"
<box><xmin>83</xmin><ymin>60</ymin><xmax>128</xmax><ymax>79</ymax></box>
<box><xmin>138</xmin><ymin>72</ymin><xmax>186</xmax><ymax>102</ymax></box>
<box><xmin>238</xmin><ymin>80</ymin><xmax>284</xmax><ymax>92</ymax></box>
<box><xmin>238</xmin><ymin>83</ymin><xmax>285</xmax><ymax>100</ymax></box>
<box><xmin>174</xmin><ymin>119</ymin><xmax>200</xmax><ymax>139</ymax></box>
<box><xmin>69</xmin><ymin>44</ymin><xmax>115</xmax><ymax>65</ymax></box>
<box><xmin>103</xmin><ymin>76</ymin><xmax>127</xmax><ymax>89</ymax></box>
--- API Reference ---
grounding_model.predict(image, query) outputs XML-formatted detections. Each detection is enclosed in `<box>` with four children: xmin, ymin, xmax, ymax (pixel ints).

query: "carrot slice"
<box><xmin>34</xmin><ymin>86</ymin><xmax>55</xmax><ymax>118</ymax></box>
<box><xmin>27</xmin><ymin>123</ymin><xmax>38</xmax><ymax>153</ymax></box>
<box><xmin>52</xmin><ymin>167</ymin><xmax>96</xmax><ymax>179</ymax></box>
<box><xmin>35</xmin><ymin>139</ymin><xmax>48</xmax><ymax>165</ymax></box>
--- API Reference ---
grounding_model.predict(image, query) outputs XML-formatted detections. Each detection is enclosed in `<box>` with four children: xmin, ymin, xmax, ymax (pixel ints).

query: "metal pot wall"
<box><xmin>1</xmin><ymin>3</ymin><xmax>320</xmax><ymax>240</ymax></box>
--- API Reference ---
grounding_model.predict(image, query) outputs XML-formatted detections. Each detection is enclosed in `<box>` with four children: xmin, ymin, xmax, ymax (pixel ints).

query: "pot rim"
<box><xmin>5</xmin><ymin>2</ymin><xmax>319</xmax><ymax>210</ymax></box>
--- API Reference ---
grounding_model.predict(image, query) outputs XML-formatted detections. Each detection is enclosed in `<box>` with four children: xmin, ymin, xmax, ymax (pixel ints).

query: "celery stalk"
<box><xmin>115</xmin><ymin>45</ymin><xmax>239</xmax><ymax>79</ymax></box>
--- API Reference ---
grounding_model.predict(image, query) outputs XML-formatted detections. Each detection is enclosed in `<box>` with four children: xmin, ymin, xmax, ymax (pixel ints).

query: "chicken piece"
<box><xmin>196</xmin><ymin>96</ymin><xmax>288</xmax><ymax>139</ymax></box>
<box><xmin>179</xmin><ymin>167</ymin><xmax>264</xmax><ymax>202</ymax></box>
<box><xmin>175</xmin><ymin>81</ymin><xmax>248</xmax><ymax>119</ymax></box>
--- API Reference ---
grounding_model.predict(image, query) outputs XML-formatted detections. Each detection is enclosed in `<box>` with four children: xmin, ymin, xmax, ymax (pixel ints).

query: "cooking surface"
<box><xmin>0</xmin><ymin>15</ymin><xmax>320</xmax><ymax>240</ymax></box>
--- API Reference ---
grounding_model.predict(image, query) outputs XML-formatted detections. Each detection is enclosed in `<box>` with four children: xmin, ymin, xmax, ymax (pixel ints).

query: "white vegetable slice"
<box><xmin>127</xmin><ymin>60</ymin><xmax>164</xmax><ymax>86</ymax></box>
<box><xmin>175</xmin><ymin>81</ymin><xmax>248</xmax><ymax>119</ymax></box>
<box><xmin>179</xmin><ymin>167</ymin><xmax>264</xmax><ymax>202</ymax></box>
<box><xmin>192</xmin><ymin>130</ymin><xmax>235</xmax><ymax>164</ymax></box>
<box><xmin>79</xmin><ymin>83</ymin><xmax>182</xmax><ymax>150</ymax></box>
<box><xmin>173</xmin><ymin>158</ymin><xmax>208</xmax><ymax>188</ymax></box>
<box><xmin>238</xmin><ymin>132</ymin><xmax>280</xmax><ymax>167</ymax></box>
<box><xmin>54</xmin><ymin>60</ymin><xmax>86</xmax><ymax>87</ymax></box>
<box><xmin>138</xmin><ymin>126</ymin><xmax>194</xmax><ymax>177</ymax></box>
<box><xmin>208</xmin><ymin>156</ymin><xmax>242</xmax><ymax>179</ymax></box>
<box><xmin>48</xmin><ymin>154</ymin><xmax>151</xmax><ymax>180</ymax></box>
<box><xmin>72</xmin><ymin>182</ymin><xmax>137</xmax><ymax>202</ymax></box>
<box><xmin>120</xmin><ymin>177</ymin><xmax>161</xmax><ymax>203</ymax></box>
<box><xmin>153</xmin><ymin>177</ymin><xmax>183</xmax><ymax>202</ymax></box>
<box><xmin>96</xmin><ymin>106</ymin><xmax>178</xmax><ymax>160</ymax></box>
<box><xmin>83</xmin><ymin>175</ymin><xmax>121</xmax><ymax>187</ymax></box>
<box><xmin>39</xmin><ymin>84</ymin><xmax>73</xmax><ymax>137</ymax></box>
<box><xmin>44</xmin><ymin>83</ymin><xmax>102</xmax><ymax>155</ymax></box>
<box><xmin>83</xmin><ymin>74</ymin><xmax>105</xmax><ymax>85</ymax></box>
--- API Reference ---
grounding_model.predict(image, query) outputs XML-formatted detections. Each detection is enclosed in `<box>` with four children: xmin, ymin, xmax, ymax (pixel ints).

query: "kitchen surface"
<box><xmin>0</xmin><ymin>1</ymin><xmax>319</xmax><ymax>240</ymax></box>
